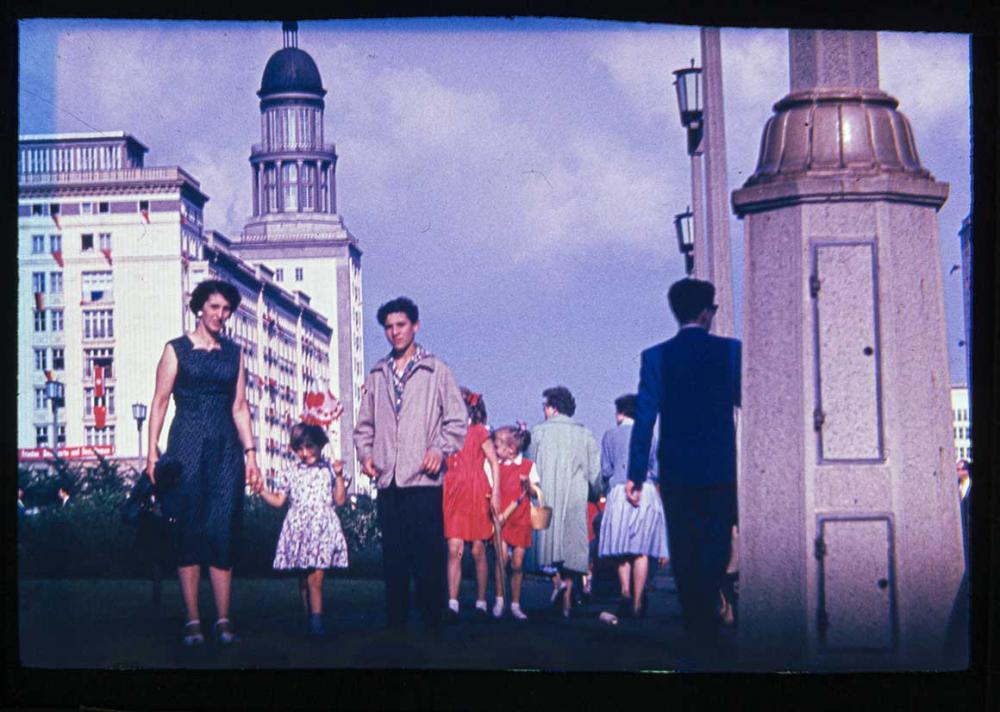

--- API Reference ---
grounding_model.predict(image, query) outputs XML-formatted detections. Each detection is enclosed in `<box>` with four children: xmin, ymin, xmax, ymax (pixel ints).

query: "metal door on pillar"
<box><xmin>810</xmin><ymin>240</ymin><xmax>885</xmax><ymax>463</ymax></box>
<box><xmin>815</xmin><ymin>514</ymin><xmax>899</xmax><ymax>653</ymax></box>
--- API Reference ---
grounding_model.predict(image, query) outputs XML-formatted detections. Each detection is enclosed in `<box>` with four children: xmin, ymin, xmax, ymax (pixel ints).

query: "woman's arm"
<box><xmin>146</xmin><ymin>344</ymin><xmax>178</xmax><ymax>481</ymax></box>
<box><xmin>481</xmin><ymin>437</ymin><xmax>502</xmax><ymax>515</ymax></box>
<box><xmin>231</xmin><ymin>352</ymin><xmax>262</xmax><ymax>492</ymax></box>
<box><xmin>332</xmin><ymin>460</ymin><xmax>347</xmax><ymax>507</ymax></box>
<box><xmin>258</xmin><ymin>487</ymin><xmax>287</xmax><ymax>508</ymax></box>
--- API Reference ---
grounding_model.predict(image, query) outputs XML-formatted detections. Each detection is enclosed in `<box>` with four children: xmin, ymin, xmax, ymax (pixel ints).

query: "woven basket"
<box><xmin>530</xmin><ymin>489</ymin><xmax>552</xmax><ymax>530</ymax></box>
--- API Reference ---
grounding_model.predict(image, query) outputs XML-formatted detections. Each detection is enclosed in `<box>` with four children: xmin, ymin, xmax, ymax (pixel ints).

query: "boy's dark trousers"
<box><xmin>377</xmin><ymin>481</ymin><xmax>446</xmax><ymax>631</ymax></box>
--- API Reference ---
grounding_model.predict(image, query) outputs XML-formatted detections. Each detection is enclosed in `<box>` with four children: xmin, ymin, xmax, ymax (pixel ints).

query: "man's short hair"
<box><xmin>614</xmin><ymin>394</ymin><xmax>637</xmax><ymax>419</ymax></box>
<box><xmin>377</xmin><ymin>297</ymin><xmax>419</xmax><ymax>326</ymax></box>
<box><xmin>668</xmin><ymin>278</ymin><xmax>716</xmax><ymax>325</ymax></box>
<box><xmin>543</xmin><ymin>386</ymin><xmax>576</xmax><ymax>417</ymax></box>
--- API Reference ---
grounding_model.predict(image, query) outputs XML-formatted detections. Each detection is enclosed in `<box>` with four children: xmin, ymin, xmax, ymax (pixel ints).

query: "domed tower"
<box><xmin>231</xmin><ymin>21</ymin><xmax>365</xmax><ymax>489</ymax></box>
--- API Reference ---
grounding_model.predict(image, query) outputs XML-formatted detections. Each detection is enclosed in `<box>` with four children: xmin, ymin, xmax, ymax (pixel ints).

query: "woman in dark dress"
<box><xmin>146</xmin><ymin>280</ymin><xmax>262</xmax><ymax>646</ymax></box>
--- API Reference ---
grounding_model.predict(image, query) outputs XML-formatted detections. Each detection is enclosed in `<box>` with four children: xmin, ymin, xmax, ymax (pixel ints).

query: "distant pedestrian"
<box><xmin>353</xmin><ymin>297</ymin><xmax>468</xmax><ymax>635</ymax></box>
<box><xmin>259</xmin><ymin>424</ymin><xmax>349</xmax><ymax>640</ymax></box>
<box><xmin>527</xmin><ymin>386</ymin><xmax>602</xmax><ymax>618</ymax></box>
<box><xmin>599</xmin><ymin>394</ymin><xmax>669</xmax><ymax>619</ymax></box>
<box><xmin>957</xmin><ymin>459</ymin><xmax>971</xmax><ymax>568</ymax></box>
<box><xmin>442</xmin><ymin>388</ymin><xmax>502</xmax><ymax>622</ymax></box>
<box><xmin>489</xmin><ymin>423</ymin><xmax>542</xmax><ymax>620</ymax></box>
<box><xmin>627</xmin><ymin>278</ymin><xmax>740</xmax><ymax>663</ymax></box>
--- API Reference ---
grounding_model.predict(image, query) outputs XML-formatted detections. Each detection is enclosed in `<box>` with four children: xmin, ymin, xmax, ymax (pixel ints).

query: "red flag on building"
<box><xmin>141</xmin><ymin>208</ymin><xmax>150</xmax><ymax>224</ymax></box>
<box><xmin>44</xmin><ymin>370</ymin><xmax>54</xmax><ymax>382</ymax></box>
<box><xmin>34</xmin><ymin>292</ymin><xmax>44</xmax><ymax>311</ymax></box>
<box><xmin>94</xmin><ymin>364</ymin><xmax>107</xmax><ymax>429</ymax></box>
<box><xmin>52</xmin><ymin>214</ymin><xmax>60</xmax><ymax>229</ymax></box>
<box><xmin>52</xmin><ymin>251</ymin><xmax>64</xmax><ymax>268</ymax></box>
<box><xmin>101</xmin><ymin>248</ymin><xmax>113</xmax><ymax>266</ymax></box>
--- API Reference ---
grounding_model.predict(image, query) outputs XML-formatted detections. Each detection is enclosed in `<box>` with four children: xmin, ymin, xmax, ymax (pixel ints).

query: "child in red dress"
<box><xmin>442</xmin><ymin>389</ymin><xmax>501</xmax><ymax>621</ymax></box>
<box><xmin>489</xmin><ymin>422</ymin><xmax>542</xmax><ymax>620</ymax></box>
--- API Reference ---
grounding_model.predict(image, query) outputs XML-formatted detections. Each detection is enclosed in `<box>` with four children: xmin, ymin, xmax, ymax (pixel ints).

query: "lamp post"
<box><xmin>673</xmin><ymin>60</ymin><xmax>708</xmax><ymax>282</ymax></box>
<box><xmin>674</xmin><ymin>207</ymin><xmax>695</xmax><ymax>276</ymax></box>
<box><xmin>132</xmin><ymin>402</ymin><xmax>148</xmax><ymax>460</ymax></box>
<box><xmin>45</xmin><ymin>380</ymin><xmax>65</xmax><ymax>461</ymax></box>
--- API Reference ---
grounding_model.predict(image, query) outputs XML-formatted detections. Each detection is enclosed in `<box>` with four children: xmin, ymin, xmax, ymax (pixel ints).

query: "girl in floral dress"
<box><xmin>260</xmin><ymin>423</ymin><xmax>349</xmax><ymax>639</ymax></box>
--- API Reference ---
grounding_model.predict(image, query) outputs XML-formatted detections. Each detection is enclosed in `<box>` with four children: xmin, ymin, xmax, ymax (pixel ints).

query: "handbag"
<box><xmin>121</xmin><ymin>457</ymin><xmax>180</xmax><ymax>527</ymax></box>
<box><xmin>530</xmin><ymin>488</ymin><xmax>552</xmax><ymax>531</ymax></box>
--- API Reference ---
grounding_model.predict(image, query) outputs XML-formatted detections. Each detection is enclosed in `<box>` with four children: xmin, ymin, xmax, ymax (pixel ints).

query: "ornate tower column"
<box><xmin>732</xmin><ymin>30</ymin><xmax>964</xmax><ymax>670</ymax></box>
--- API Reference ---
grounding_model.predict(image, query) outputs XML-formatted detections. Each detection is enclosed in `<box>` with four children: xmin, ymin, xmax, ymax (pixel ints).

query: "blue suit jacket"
<box><xmin>627</xmin><ymin>327</ymin><xmax>741</xmax><ymax>492</ymax></box>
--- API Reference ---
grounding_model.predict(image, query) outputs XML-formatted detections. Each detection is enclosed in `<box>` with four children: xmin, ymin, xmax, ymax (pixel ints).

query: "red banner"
<box><xmin>52</xmin><ymin>250</ymin><xmax>64</xmax><ymax>268</ymax></box>
<box><xmin>94</xmin><ymin>365</ymin><xmax>107</xmax><ymax>428</ymax></box>
<box><xmin>18</xmin><ymin>444</ymin><xmax>115</xmax><ymax>461</ymax></box>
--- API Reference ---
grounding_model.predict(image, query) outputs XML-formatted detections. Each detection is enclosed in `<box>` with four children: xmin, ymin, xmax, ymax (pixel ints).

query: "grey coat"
<box><xmin>353</xmin><ymin>350</ymin><xmax>468</xmax><ymax>489</ymax></box>
<box><xmin>527</xmin><ymin>413</ymin><xmax>602</xmax><ymax>574</ymax></box>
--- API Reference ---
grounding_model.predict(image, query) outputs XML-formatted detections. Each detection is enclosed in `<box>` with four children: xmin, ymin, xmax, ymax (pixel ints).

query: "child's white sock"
<box><xmin>492</xmin><ymin>597</ymin><xmax>505</xmax><ymax>618</ymax></box>
<box><xmin>448</xmin><ymin>598</ymin><xmax>460</xmax><ymax>613</ymax></box>
<box><xmin>475</xmin><ymin>599</ymin><xmax>487</xmax><ymax>611</ymax></box>
<box><xmin>510</xmin><ymin>602</ymin><xmax>521</xmax><ymax>612</ymax></box>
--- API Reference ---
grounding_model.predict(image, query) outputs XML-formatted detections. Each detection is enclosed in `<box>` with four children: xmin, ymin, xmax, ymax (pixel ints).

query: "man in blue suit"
<box><xmin>626</xmin><ymin>278</ymin><xmax>740</xmax><ymax>662</ymax></box>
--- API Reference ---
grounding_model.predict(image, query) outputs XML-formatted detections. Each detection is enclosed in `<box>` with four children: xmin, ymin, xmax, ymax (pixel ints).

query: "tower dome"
<box><xmin>257</xmin><ymin>21</ymin><xmax>326</xmax><ymax>98</ymax></box>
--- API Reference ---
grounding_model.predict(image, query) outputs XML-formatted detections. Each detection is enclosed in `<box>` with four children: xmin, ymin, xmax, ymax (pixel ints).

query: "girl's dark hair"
<box><xmin>542</xmin><ymin>386</ymin><xmax>576</xmax><ymax>417</ymax></box>
<box><xmin>461</xmin><ymin>387</ymin><xmax>487</xmax><ymax>425</ymax></box>
<box><xmin>614</xmin><ymin>394</ymin><xmax>637</xmax><ymax>419</ymax></box>
<box><xmin>376</xmin><ymin>297</ymin><xmax>419</xmax><ymax>326</ymax></box>
<box><xmin>289</xmin><ymin>423</ymin><xmax>329</xmax><ymax>451</ymax></box>
<box><xmin>190</xmin><ymin>279</ymin><xmax>241</xmax><ymax>315</ymax></box>
<box><xmin>494</xmin><ymin>424</ymin><xmax>531</xmax><ymax>453</ymax></box>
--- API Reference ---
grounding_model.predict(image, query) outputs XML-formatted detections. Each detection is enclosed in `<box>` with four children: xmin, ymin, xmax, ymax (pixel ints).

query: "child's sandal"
<box><xmin>213</xmin><ymin>618</ymin><xmax>240</xmax><ymax>647</ymax></box>
<box><xmin>182</xmin><ymin>620</ymin><xmax>204</xmax><ymax>647</ymax></box>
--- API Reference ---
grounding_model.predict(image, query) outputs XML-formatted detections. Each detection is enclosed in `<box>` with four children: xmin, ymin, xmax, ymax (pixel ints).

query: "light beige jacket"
<box><xmin>353</xmin><ymin>349</ymin><xmax>468</xmax><ymax>489</ymax></box>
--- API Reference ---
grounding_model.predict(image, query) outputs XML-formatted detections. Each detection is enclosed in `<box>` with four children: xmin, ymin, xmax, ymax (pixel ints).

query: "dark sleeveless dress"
<box><xmin>161</xmin><ymin>335</ymin><xmax>245</xmax><ymax>569</ymax></box>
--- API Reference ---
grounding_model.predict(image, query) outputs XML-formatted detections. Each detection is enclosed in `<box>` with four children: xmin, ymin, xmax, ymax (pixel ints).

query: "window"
<box><xmin>50</xmin><ymin>203</ymin><xmax>60</xmax><ymax>218</ymax></box>
<box><xmin>301</xmin><ymin>164</ymin><xmax>315</xmax><ymax>210</ymax></box>
<box><xmin>57</xmin><ymin>425</ymin><xmax>66</xmax><ymax>445</ymax></box>
<box><xmin>98</xmin><ymin>202</ymin><xmax>109</xmax><ymax>214</ymax></box>
<box><xmin>82</xmin><ymin>271</ymin><xmax>113</xmax><ymax>303</ymax></box>
<box><xmin>33</xmin><ymin>310</ymin><xmax>46</xmax><ymax>332</ymax></box>
<box><xmin>51</xmin><ymin>309</ymin><xmax>63</xmax><ymax>332</ymax></box>
<box><xmin>99</xmin><ymin>232</ymin><xmax>112</xmax><ymax>251</ymax></box>
<box><xmin>84</xmin><ymin>386</ymin><xmax>116</xmax><ymax>416</ymax></box>
<box><xmin>82</xmin><ymin>234</ymin><xmax>94</xmax><ymax>251</ymax></box>
<box><xmin>31</xmin><ymin>235</ymin><xmax>45</xmax><ymax>253</ymax></box>
<box><xmin>83</xmin><ymin>308</ymin><xmax>114</xmax><ymax>339</ymax></box>
<box><xmin>32</xmin><ymin>272</ymin><xmax>45</xmax><ymax>293</ymax></box>
<box><xmin>275</xmin><ymin>268</ymin><xmax>284</xmax><ymax>282</ymax></box>
<box><xmin>295</xmin><ymin>267</ymin><xmax>303</xmax><ymax>281</ymax></box>
<box><xmin>265</xmin><ymin>166</ymin><xmax>276</xmax><ymax>212</ymax></box>
<box><xmin>32</xmin><ymin>204</ymin><xmax>44</xmax><ymax>216</ymax></box>
<box><xmin>36</xmin><ymin>426</ymin><xmax>48</xmax><ymax>447</ymax></box>
<box><xmin>138</xmin><ymin>200</ymin><xmax>149</xmax><ymax>213</ymax></box>
<box><xmin>52</xmin><ymin>348</ymin><xmax>65</xmax><ymax>370</ymax></box>
<box><xmin>83</xmin><ymin>348</ymin><xmax>112</xmax><ymax>378</ymax></box>
<box><xmin>34</xmin><ymin>348</ymin><xmax>47</xmax><ymax>370</ymax></box>
<box><xmin>50</xmin><ymin>272</ymin><xmax>63</xmax><ymax>293</ymax></box>
<box><xmin>85</xmin><ymin>425</ymin><xmax>116</xmax><ymax>447</ymax></box>
<box><xmin>35</xmin><ymin>387</ymin><xmax>46</xmax><ymax>409</ymax></box>
<box><xmin>49</xmin><ymin>234</ymin><xmax>62</xmax><ymax>253</ymax></box>
<box><xmin>82</xmin><ymin>202</ymin><xmax>93</xmax><ymax>214</ymax></box>
<box><xmin>282</xmin><ymin>163</ymin><xmax>298</xmax><ymax>211</ymax></box>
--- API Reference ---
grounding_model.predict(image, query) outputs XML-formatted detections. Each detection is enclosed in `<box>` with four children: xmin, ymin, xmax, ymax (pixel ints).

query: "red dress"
<box><xmin>443</xmin><ymin>423</ymin><xmax>493</xmax><ymax>541</ymax></box>
<box><xmin>499</xmin><ymin>457</ymin><xmax>535</xmax><ymax>549</ymax></box>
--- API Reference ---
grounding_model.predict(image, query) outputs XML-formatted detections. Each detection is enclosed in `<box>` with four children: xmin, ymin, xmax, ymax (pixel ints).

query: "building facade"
<box><xmin>951</xmin><ymin>385</ymin><xmax>971</xmax><ymax>462</ymax></box>
<box><xmin>17</xmin><ymin>132</ymin><xmax>356</xmax><ymax>489</ymax></box>
<box><xmin>228</xmin><ymin>22</ymin><xmax>366</xmax><ymax>486</ymax></box>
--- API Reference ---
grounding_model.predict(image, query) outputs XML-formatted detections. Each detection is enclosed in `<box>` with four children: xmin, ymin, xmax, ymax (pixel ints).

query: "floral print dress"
<box><xmin>272</xmin><ymin>460</ymin><xmax>350</xmax><ymax>570</ymax></box>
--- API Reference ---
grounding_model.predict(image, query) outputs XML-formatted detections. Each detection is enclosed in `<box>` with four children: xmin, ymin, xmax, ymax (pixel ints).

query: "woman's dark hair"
<box><xmin>460</xmin><ymin>387</ymin><xmax>488</xmax><ymax>425</ymax></box>
<box><xmin>377</xmin><ymin>297</ymin><xmax>419</xmax><ymax>326</ymax></box>
<box><xmin>189</xmin><ymin>279</ymin><xmax>241</xmax><ymax>315</ymax></box>
<box><xmin>543</xmin><ymin>386</ymin><xmax>576</xmax><ymax>417</ymax></box>
<box><xmin>289</xmin><ymin>423</ymin><xmax>329</xmax><ymax>452</ymax></box>
<box><xmin>494</xmin><ymin>424</ymin><xmax>531</xmax><ymax>453</ymax></box>
<box><xmin>667</xmin><ymin>278</ymin><xmax>715</xmax><ymax>325</ymax></box>
<box><xmin>614</xmin><ymin>394</ymin><xmax>637</xmax><ymax>419</ymax></box>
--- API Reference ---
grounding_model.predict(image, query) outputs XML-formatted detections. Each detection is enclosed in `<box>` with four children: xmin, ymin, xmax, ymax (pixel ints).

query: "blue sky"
<box><xmin>18</xmin><ymin>19</ymin><xmax>971</xmax><ymax>437</ymax></box>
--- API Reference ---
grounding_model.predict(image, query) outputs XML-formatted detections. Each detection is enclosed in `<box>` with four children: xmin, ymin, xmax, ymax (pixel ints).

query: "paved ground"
<box><xmin>17</xmin><ymin>564</ymin><xmax>737</xmax><ymax>671</ymax></box>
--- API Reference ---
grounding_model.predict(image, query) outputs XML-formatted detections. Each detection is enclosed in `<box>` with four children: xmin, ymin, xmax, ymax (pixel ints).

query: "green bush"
<box><xmin>18</xmin><ymin>463</ymin><xmax>385</xmax><ymax>580</ymax></box>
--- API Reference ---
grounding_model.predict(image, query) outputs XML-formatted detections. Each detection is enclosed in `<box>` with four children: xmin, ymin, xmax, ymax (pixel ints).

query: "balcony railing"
<box><xmin>251</xmin><ymin>142</ymin><xmax>336</xmax><ymax>155</ymax></box>
<box><xmin>19</xmin><ymin>166</ymin><xmax>201</xmax><ymax>187</ymax></box>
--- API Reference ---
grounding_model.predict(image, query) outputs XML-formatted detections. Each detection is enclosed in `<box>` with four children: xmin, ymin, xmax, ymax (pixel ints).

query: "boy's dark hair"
<box><xmin>614</xmin><ymin>394</ymin><xmax>637</xmax><ymax>419</ymax></box>
<box><xmin>460</xmin><ymin>388</ymin><xmax>488</xmax><ymax>425</ymax></box>
<box><xmin>667</xmin><ymin>278</ymin><xmax>715</xmax><ymax>325</ymax></box>
<box><xmin>289</xmin><ymin>423</ymin><xmax>329</xmax><ymax>452</ymax></box>
<box><xmin>190</xmin><ymin>279</ymin><xmax>242</xmax><ymax>315</ymax></box>
<box><xmin>376</xmin><ymin>297</ymin><xmax>419</xmax><ymax>326</ymax></box>
<box><xmin>494</xmin><ymin>425</ymin><xmax>531</xmax><ymax>453</ymax></box>
<box><xmin>543</xmin><ymin>386</ymin><xmax>576</xmax><ymax>417</ymax></box>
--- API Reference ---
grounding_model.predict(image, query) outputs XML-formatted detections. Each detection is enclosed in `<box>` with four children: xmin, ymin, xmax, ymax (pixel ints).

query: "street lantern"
<box><xmin>132</xmin><ymin>402</ymin><xmax>148</xmax><ymax>460</ymax></box>
<box><xmin>673</xmin><ymin>60</ymin><xmax>703</xmax><ymax>129</ymax></box>
<box><xmin>674</xmin><ymin>207</ymin><xmax>695</xmax><ymax>276</ymax></box>
<box><xmin>45</xmin><ymin>380</ymin><xmax>65</xmax><ymax>460</ymax></box>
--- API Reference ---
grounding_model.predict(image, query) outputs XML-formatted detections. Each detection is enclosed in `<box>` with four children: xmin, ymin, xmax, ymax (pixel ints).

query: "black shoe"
<box><xmin>616</xmin><ymin>596</ymin><xmax>632</xmax><ymax>618</ymax></box>
<box><xmin>473</xmin><ymin>606</ymin><xmax>490</xmax><ymax>622</ymax></box>
<box><xmin>444</xmin><ymin>608</ymin><xmax>460</xmax><ymax>624</ymax></box>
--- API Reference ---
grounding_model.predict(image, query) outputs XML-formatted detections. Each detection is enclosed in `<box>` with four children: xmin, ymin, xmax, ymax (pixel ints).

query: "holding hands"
<box><xmin>625</xmin><ymin>480</ymin><xmax>642</xmax><ymax>508</ymax></box>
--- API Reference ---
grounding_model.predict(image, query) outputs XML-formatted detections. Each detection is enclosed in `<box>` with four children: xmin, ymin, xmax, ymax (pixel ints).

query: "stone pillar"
<box><xmin>252</xmin><ymin>163</ymin><xmax>260</xmax><ymax>217</ymax></box>
<box><xmin>700</xmin><ymin>27</ymin><xmax>734</xmax><ymax>337</ymax></box>
<box><xmin>731</xmin><ymin>30</ymin><xmax>964</xmax><ymax>671</ymax></box>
